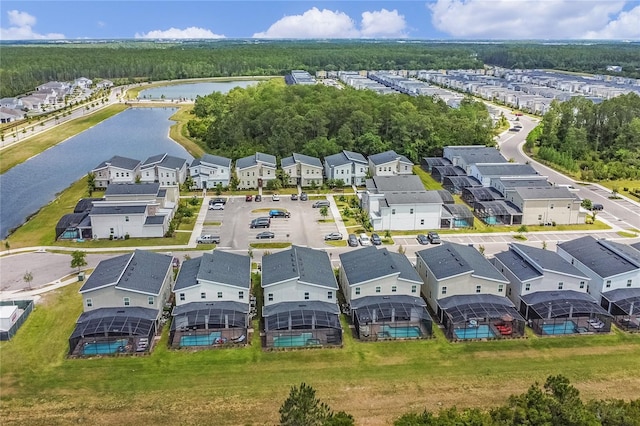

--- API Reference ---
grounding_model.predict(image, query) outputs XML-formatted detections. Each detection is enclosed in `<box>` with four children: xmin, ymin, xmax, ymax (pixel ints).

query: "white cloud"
<box><xmin>135</xmin><ymin>27</ymin><xmax>225</xmax><ymax>39</ymax></box>
<box><xmin>361</xmin><ymin>9</ymin><xmax>407</xmax><ymax>38</ymax></box>
<box><xmin>584</xmin><ymin>5</ymin><xmax>640</xmax><ymax>39</ymax></box>
<box><xmin>428</xmin><ymin>0</ymin><xmax>629</xmax><ymax>39</ymax></box>
<box><xmin>97</xmin><ymin>21</ymin><xmax>106</xmax><ymax>28</ymax></box>
<box><xmin>253</xmin><ymin>7</ymin><xmax>407</xmax><ymax>38</ymax></box>
<box><xmin>0</xmin><ymin>10</ymin><xmax>64</xmax><ymax>40</ymax></box>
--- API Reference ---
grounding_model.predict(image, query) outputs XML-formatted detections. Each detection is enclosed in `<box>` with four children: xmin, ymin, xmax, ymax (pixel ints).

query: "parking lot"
<box><xmin>200</xmin><ymin>195</ymin><xmax>341</xmax><ymax>250</ymax></box>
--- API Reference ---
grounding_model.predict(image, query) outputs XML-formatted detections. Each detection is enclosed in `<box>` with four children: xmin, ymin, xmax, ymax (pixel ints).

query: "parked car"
<box><xmin>250</xmin><ymin>217</ymin><xmax>271</xmax><ymax>228</ymax></box>
<box><xmin>508</xmin><ymin>127</ymin><xmax>521</xmax><ymax>132</ymax></box>
<box><xmin>245</xmin><ymin>194</ymin><xmax>253</xmax><ymax>202</ymax></box>
<box><xmin>300</xmin><ymin>192</ymin><xmax>308</xmax><ymax>201</ymax></box>
<box><xmin>272</xmin><ymin>194</ymin><xmax>280</xmax><ymax>201</ymax></box>
<box><xmin>427</xmin><ymin>231</ymin><xmax>441</xmax><ymax>244</ymax></box>
<box><xmin>255</xmin><ymin>194</ymin><xmax>262</xmax><ymax>202</ymax></box>
<box><xmin>313</xmin><ymin>200</ymin><xmax>330</xmax><ymax>208</ymax></box>
<box><xmin>417</xmin><ymin>234</ymin><xmax>430</xmax><ymax>245</ymax></box>
<box><xmin>210</xmin><ymin>197</ymin><xmax>227</xmax><ymax>205</ymax></box>
<box><xmin>269</xmin><ymin>209</ymin><xmax>290</xmax><ymax>218</ymax></box>
<box><xmin>358</xmin><ymin>233</ymin><xmax>371</xmax><ymax>246</ymax></box>
<box><xmin>196</xmin><ymin>234</ymin><xmax>220</xmax><ymax>244</ymax></box>
<box><xmin>347</xmin><ymin>234</ymin><xmax>358</xmax><ymax>247</ymax></box>
<box><xmin>291</xmin><ymin>193</ymin><xmax>298</xmax><ymax>200</ymax></box>
<box><xmin>256</xmin><ymin>231</ymin><xmax>275</xmax><ymax>239</ymax></box>
<box><xmin>209</xmin><ymin>203</ymin><xmax>224</xmax><ymax>210</ymax></box>
<box><xmin>591</xmin><ymin>203</ymin><xmax>604</xmax><ymax>211</ymax></box>
<box><xmin>371</xmin><ymin>233</ymin><xmax>382</xmax><ymax>245</ymax></box>
<box><xmin>324</xmin><ymin>232</ymin><xmax>343</xmax><ymax>241</ymax></box>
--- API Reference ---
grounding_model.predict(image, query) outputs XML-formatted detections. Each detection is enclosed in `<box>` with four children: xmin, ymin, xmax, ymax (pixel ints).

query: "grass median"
<box><xmin>1</xmin><ymin>284</ymin><xmax>639</xmax><ymax>425</ymax></box>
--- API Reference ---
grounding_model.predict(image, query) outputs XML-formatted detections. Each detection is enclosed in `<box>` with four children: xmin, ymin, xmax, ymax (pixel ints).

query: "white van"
<box><xmin>358</xmin><ymin>233</ymin><xmax>371</xmax><ymax>246</ymax></box>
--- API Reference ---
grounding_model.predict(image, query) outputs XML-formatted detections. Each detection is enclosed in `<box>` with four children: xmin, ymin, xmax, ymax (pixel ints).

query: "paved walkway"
<box><xmin>326</xmin><ymin>194</ymin><xmax>350</xmax><ymax>238</ymax></box>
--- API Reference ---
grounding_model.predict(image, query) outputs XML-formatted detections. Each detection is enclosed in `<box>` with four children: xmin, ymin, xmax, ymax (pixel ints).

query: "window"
<box><xmin>217</xmin><ymin>291</ymin><xmax>223</xmax><ymax>299</ymax></box>
<box><xmin>392</xmin><ymin>209</ymin><xmax>396</xmax><ymax>215</ymax></box>
<box><xmin>110</xmin><ymin>228</ymin><xmax>114</xmax><ymax>234</ymax></box>
<box><xmin>304</xmin><ymin>292</ymin><xmax>310</xmax><ymax>300</ymax></box>
<box><xmin>123</xmin><ymin>297</ymin><xmax>130</xmax><ymax>306</ymax></box>
<box><xmin>411</xmin><ymin>285</ymin><xmax>417</xmax><ymax>293</ymax></box>
<box><xmin>558</xmin><ymin>282</ymin><xmax>564</xmax><ymax>290</ymax></box>
<box><xmin>375</xmin><ymin>286</ymin><xmax>381</xmax><ymax>293</ymax></box>
<box><xmin>476</xmin><ymin>285</ymin><xmax>481</xmax><ymax>293</ymax></box>
<box><xmin>355</xmin><ymin>287</ymin><xmax>360</xmax><ymax>295</ymax></box>
<box><xmin>606</xmin><ymin>280</ymin><xmax>611</xmax><ymax>288</ymax></box>
<box><xmin>238</xmin><ymin>291</ymin><xmax>244</xmax><ymax>300</ymax></box>
<box><xmin>627</xmin><ymin>279</ymin><xmax>632</xmax><ymax>287</ymax></box>
<box><xmin>179</xmin><ymin>293</ymin><xmax>185</xmax><ymax>301</ymax></box>
<box><xmin>498</xmin><ymin>284</ymin><xmax>504</xmax><ymax>293</ymax></box>
<box><xmin>550</xmin><ymin>204</ymin><xmax>554</xmax><ymax>209</ymax></box>
<box><xmin>86</xmin><ymin>298</ymin><xmax>92</xmax><ymax>307</ymax></box>
<box><xmin>410</xmin><ymin>208</ymin><xmax>414</xmax><ymax>214</ymax></box>
<box><xmin>200</xmin><ymin>292</ymin><xmax>206</xmax><ymax>299</ymax></box>
<box><xmin>508</xmin><ymin>288</ymin><xmax>512</xmax><ymax>296</ymax></box>
<box><xmin>148</xmin><ymin>296</ymin><xmax>154</xmax><ymax>305</ymax></box>
<box><xmin>579</xmin><ymin>281</ymin><xmax>585</xmax><ymax>289</ymax></box>
<box><xmin>391</xmin><ymin>286</ymin><xmax>397</xmax><ymax>293</ymax></box>
<box><xmin>327</xmin><ymin>291</ymin><xmax>333</xmax><ymax>300</ymax></box>
<box><xmin>525</xmin><ymin>283</ymin><xmax>531</xmax><ymax>291</ymax></box>
<box><xmin>538</xmin><ymin>215</ymin><xmax>543</xmax><ymax>221</ymax></box>
<box><xmin>420</xmin><ymin>219</ymin><xmax>424</xmax><ymax>225</ymax></box>
<box><xmin>441</xmin><ymin>286</ymin><xmax>447</xmax><ymax>295</ymax></box>
<box><xmin>268</xmin><ymin>293</ymin><xmax>273</xmax><ymax>302</ymax></box>
<box><xmin>125</xmin><ymin>216</ymin><xmax>129</xmax><ymax>222</ymax></box>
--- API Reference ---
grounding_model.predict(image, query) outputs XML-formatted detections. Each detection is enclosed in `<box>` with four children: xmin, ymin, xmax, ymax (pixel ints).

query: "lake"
<box><xmin>138</xmin><ymin>80</ymin><xmax>260</xmax><ymax>100</ymax></box>
<box><xmin>0</xmin><ymin>108</ymin><xmax>193</xmax><ymax>239</ymax></box>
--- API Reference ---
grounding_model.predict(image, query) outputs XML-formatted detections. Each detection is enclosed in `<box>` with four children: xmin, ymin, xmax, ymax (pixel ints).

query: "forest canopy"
<box><xmin>1</xmin><ymin>40</ymin><xmax>639</xmax><ymax>98</ymax></box>
<box><xmin>186</xmin><ymin>79</ymin><xmax>495</xmax><ymax>162</ymax></box>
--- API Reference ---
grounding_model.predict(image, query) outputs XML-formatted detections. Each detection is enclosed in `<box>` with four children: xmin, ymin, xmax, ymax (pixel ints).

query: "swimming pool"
<box><xmin>542</xmin><ymin>320</ymin><xmax>577</xmax><ymax>335</ymax></box>
<box><xmin>83</xmin><ymin>339</ymin><xmax>129</xmax><ymax>355</ymax></box>
<box><xmin>453</xmin><ymin>325</ymin><xmax>496</xmax><ymax>339</ymax></box>
<box><xmin>381</xmin><ymin>325</ymin><xmax>422</xmax><ymax>338</ymax></box>
<box><xmin>180</xmin><ymin>332</ymin><xmax>222</xmax><ymax>346</ymax></box>
<box><xmin>273</xmin><ymin>333</ymin><xmax>314</xmax><ymax>348</ymax></box>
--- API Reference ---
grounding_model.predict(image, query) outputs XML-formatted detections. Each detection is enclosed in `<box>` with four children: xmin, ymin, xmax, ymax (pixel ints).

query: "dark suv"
<box><xmin>427</xmin><ymin>231</ymin><xmax>441</xmax><ymax>244</ymax></box>
<box><xmin>250</xmin><ymin>217</ymin><xmax>271</xmax><ymax>228</ymax></box>
<box><xmin>347</xmin><ymin>234</ymin><xmax>358</xmax><ymax>247</ymax></box>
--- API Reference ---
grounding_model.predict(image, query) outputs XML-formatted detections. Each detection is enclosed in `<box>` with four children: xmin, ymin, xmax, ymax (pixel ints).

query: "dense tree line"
<box><xmin>2</xmin><ymin>40</ymin><xmax>638</xmax><ymax>98</ymax></box>
<box><xmin>186</xmin><ymin>79</ymin><xmax>494</xmax><ymax>162</ymax></box>
<box><xmin>0</xmin><ymin>41</ymin><xmax>482</xmax><ymax>98</ymax></box>
<box><xmin>530</xmin><ymin>93</ymin><xmax>640</xmax><ymax>180</ymax></box>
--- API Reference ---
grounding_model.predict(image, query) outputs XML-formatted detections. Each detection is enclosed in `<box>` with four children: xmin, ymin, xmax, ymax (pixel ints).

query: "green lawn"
<box><xmin>1</xmin><ymin>285</ymin><xmax>639</xmax><ymax>425</ymax></box>
<box><xmin>249</xmin><ymin>242</ymin><xmax>292</xmax><ymax>249</ymax></box>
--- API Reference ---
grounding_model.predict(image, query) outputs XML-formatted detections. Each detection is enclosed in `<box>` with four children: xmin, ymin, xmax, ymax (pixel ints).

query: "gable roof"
<box><xmin>513</xmin><ymin>186</ymin><xmax>575</xmax><ymax>200</ymax></box>
<box><xmin>80</xmin><ymin>250</ymin><xmax>172</xmax><ymax>295</ymax></box>
<box><xmin>93</xmin><ymin>155</ymin><xmax>141</xmax><ymax>171</ymax></box>
<box><xmin>325</xmin><ymin>150</ymin><xmax>367</xmax><ymax>168</ymax></box>
<box><xmin>236</xmin><ymin>152</ymin><xmax>277</xmax><ymax>170</ymax></box>
<box><xmin>368</xmin><ymin>175</ymin><xmax>425</xmax><ymax>192</ymax></box>
<box><xmin>104</xmin><ymin>183</ymin><xmax>160</xmax><ymax>196</ymax></box>
<box><xmin>343</xmin><ymin>150</ymin><xmax>367</xmax><ymax>164</ymax></box>
<box><xmin>496</xmin><ymin>243</ymin><xmax>589</xmax><ymax>282</ymax></box>
<box><xmin>142</xmin><ymin>154</ymin><xmax>187</xmax><ymax>170</ymax></box>
<box><xmin>474</xmin><ymin>163</ymin><xmax>539</xmax><ymax>177</ymax></box>
<box><xmin>445</xmin><ymin>146</ymin><xmax>507</xmax><ymax>165</ymax></box>
<box><xmin>558</xmin><ymin>236</ymin><xmax>640</xmax><ymax>278</ymax></box>
<box><xmin>384</xmin><ymin>191</ymin><xmax>442</xmax><ymax>205</ymax></box>
<box><xmin>293</xmin><ymin>153</ymin><xmax>323</xmax><ymax>168</ymax></box>
<box><xmin>262</xmin><ymin>246</ymin><xmax>337</xmax><ymax>289</ymax></box>
<box><xmin>340</xmin><ymin>246</ymin><xmax>421</xmax><ymax>285</ymax></box>
<box><xmin>191</xmin><ymin>154</ymin><xmax>232</xmax><ymax>168</ymax></box>
<box><xmin>174</xmin><ymin>251</ymin><xmax>251</xmax><ymax>291</ymax></box>
<box><xmin>417</xmin><ymin>242</ymin><xmax>508</xmax><ymax>283</ymax></box>
<box><xmin>494</xmin><ymin>177</ymin><xmax>550</xmax><ymax>189</ymax></box>
<box><xmin>368</xmin><ymin>150</ymin><xmax>413</xmax><ymax>166</ymax></box>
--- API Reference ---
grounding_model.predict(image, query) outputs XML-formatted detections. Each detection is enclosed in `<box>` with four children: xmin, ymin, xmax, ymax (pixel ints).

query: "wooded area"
<box><xmin>530</xmin><ymin>93</ymin><xmax>640</xmax><ymax>180</ymax></box>
<box><xmin>1</xmin><ymin>40</ymin><xmax>638</xmax><ymax>98</ymax></box>
<box><xmin>187</xmin><ymin>79</ymin><xmax>495</xmax><ymax>161</ymax></box>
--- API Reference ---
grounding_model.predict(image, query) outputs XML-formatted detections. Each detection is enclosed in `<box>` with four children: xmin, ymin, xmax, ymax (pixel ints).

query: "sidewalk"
<box><xmin>0</xmin><ymin>276</ymin><xmax>83</xmax><ymax>301</ymax></box>
<box><xmin>326</xmin><ymin>194</ymin><xmax>350</xmax><ymax>238</ymax></box>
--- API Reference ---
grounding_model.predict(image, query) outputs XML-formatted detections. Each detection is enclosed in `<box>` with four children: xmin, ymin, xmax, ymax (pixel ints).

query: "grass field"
<box><xmin>1</xmin><ymin>284</ymin><xmax>639</xmax><ymax>426</ymax></box>
<box><xmin>0</xmin><ymin>104</ymin><xmax>129</xmax><ymax>174</ymax></box>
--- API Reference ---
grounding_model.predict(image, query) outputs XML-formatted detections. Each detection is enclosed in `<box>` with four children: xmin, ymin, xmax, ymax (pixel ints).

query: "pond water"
<box><xmin>138</xmin><ymin>80</ymin><xmax>260</xmax><ymax>100</ymax></box>
<box><xmin>0</xmin><ymin>108</ymin><xmax>193</xmax><ymax>239</ymax></box>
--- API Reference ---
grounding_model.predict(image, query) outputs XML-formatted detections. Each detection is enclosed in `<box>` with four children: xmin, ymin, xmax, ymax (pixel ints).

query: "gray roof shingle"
<box><xmin>417</xmin><ymin>242</ymin><xmax>508</xmax><ymax>282</ymax></box>
<box><xmin>510</xmin><ymin>243</ymin><xmax>589</xmax><ymax>278</ymax></box>
<box><xmin>474</xmin><ymin>163</ymin><xmax>539</xmax><ymax>177</ymax></box>
<box><xmin>369</xmin><ymin>175</ymin><xmax>425</xmax><ymax>192</ymax></box>
<box><xmin>80</xmin><ymin>250</ymin><xmax>172</xmax><ymax>296</ymax></box>
<box><xmin>262</xmin><ymin>246</ymin><xmax>337</xmax><ymax>289</ymax></box>
<box><xmin>384</xmin><ymin>191</ymin><xmax>442</xmax><ymax>205</ymax></box>
<box><xmin>191</xmin><ymin>154</ymin><xmax>232</xmax><ymax>168</ymax></box>
<box><xmin>104</xmin><ymin>183</ymin><xmax>160</xmax><ymax>196</ymax></box>
<box><xmin>513</xmin><ymin>187</ymin><xmax>575</xmax><ymax>200</ymax></box>
<box><xmin>558</xmin><ymin>236</ymin><xmax>640</xmax><ymax>278</ymax></box>
<box><xmin>292</xmin><ymin>153</ymin><xmax>322</xmax><ymax>168</ymax></box>
<box><xmin>339</xmin><ymin>246</ymin><xmax>421</xmax><ymax>285</ymax></box>
<box><xmin>446</xmin><ymin>146</ymin><xmax>507</xmax><ymax>165</ymax></box>
<box><xmin>90</xmin><ymin>205</ymin><xmax>147</xmax><ymax>215</ymax></box>
<box><xmin>93</xmin><ymin>155</ymin><xmax>141</xmax><ymax>171</ymax></box>
<box><xmin>236</xmin><ymin>152</ymin><xmax>276</xmax><ymax>170</ymax></box>
<box><xmin>174</xmin><ymin>251</ymin><xmax>251</xmax><ymax>291</ymax></box>
<box><xmin>369</xmin><ymin>150</ymin><xmax>413</xmax><ymax>166</ymax></box>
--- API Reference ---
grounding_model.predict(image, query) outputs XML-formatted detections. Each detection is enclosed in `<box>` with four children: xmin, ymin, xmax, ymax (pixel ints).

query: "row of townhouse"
<box><xmin>424</xmin><ymin>146</ymin><xmax>585</xmax><ymax>227</ymax></box>
<box><xmin>68</xmin><ymin>236</ymin><xmax>640</xmax><ymax>355</ymax></box>
<box><xmin>92</xmin><ymin>154</ymin><xmax>189</xmax><ymax>189</ymax></box>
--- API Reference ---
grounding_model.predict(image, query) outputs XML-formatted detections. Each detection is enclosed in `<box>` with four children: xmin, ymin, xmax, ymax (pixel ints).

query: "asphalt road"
<box><xmin>496</xmin><ymin>110</ymin><xmax>640</xmax><ymax>230</ymax></box>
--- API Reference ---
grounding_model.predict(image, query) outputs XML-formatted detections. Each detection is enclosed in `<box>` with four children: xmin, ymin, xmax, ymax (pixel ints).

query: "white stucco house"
<box><xmin>324</xmin><ymin>150</ymin><xmax>368</xmax><ymax>186</ymax></box>
<box><xmin>171</xmin><ymin>251</ymin><xmax>251</xmax><ymax>347</ymax></box>
<box><xmin>368</xmin><ymin>150</ymin><xmax>414</xmax><ymax>177</ymax></box>
<box><xmin>281</xmin><ymin>153</ymin><xmax>323</xmax><ymax>187</ymax></box>
<box><xmin>91</xmin><ymin>156</ymin><xmax>142</xmax><ymax>189</ymax></box>
<box><xmin>235</xmin><ymin>152</ymin><xmax>277</xmax><ymax>190</ymax></box>
<box><xmin>188</xmin><ymin>154</ymin><xmax>232</xmax><ymax>189</ymax></box>
<box><xmin>139</xmin><ymin>153</ymin><xmax>189</xmax><ymax>187</ymax></box>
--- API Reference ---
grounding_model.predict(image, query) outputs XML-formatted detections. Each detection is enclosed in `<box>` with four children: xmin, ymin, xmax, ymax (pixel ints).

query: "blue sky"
<box><xmin>2</xmin><ymin>1</ymin><xmax>639</xmax><ymax>40</ymax></box>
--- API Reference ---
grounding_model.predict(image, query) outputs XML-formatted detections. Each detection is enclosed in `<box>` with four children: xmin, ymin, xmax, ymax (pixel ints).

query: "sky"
<box><xmin>1</xmin><ymin>1</ymin><xmax>639</xmax><ymax>41</ymax></box>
